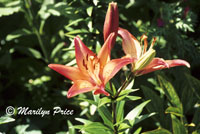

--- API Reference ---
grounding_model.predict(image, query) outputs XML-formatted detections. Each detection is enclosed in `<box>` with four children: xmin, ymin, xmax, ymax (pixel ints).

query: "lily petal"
<box><xmin>135</xmin><ymin>58</ymin><xmax>190</xmax><ymax>76</ymax></box>
<box><xmin>103</xmin><ymin>2</ymin><xmax>119</xmax><ymax>47</ymax></box>
<box><xmin>166</xmin><ymin>59</ymin><xmax>190</xmax><ymax>68</ymax></box>
<box><xmin>135</xmin><ymin>58</ymin><xmax>168</xmax><ymax>75</ymax></box>
<box><xmin>48</xmin><ymin>64</ymin><xmax>87</xmax><ymax>81</ymax></box>
<box><xmin>94</xmin><ymin>85</ymin><xmax>110</xmax><ymax>96</ymax></box>
<box><xmin>67</xmin><ymin>80</ymin><xmax>95</xmax><ymax>98</ymax></box>
<box><xmin>103</xmin><ymin>58</ymin><xmax>133</xmax><ymax>84</ymax></box>
<box><xmin>74</xmin><ymin>36</ymin><xmax>96</xmax><ymax>72</ymax></box>
<box><xmin>118</xmin><ymin>27</ymin><xmax>141</xmax><ymax>59</ymax></box>
<box><xmin>98</xmin><ymin>33</ymin><xmax>115</xmax><ymax>67</ymax></box>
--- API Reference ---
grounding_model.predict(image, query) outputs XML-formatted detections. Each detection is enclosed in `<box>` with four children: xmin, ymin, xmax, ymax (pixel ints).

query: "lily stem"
<box><xmin>24</xmin><ymin>0</ymin><xmax>48</xmax><ymax>63</ymax></box>
<box><xmin>112</xmin><ymin>99</ymin><xmax>117</xmax><ymax>134</ymax></box>
<box><xmin>114</xmin><ymin>73</ymin><xmax>135</xmax><ymax>99</ymax></box>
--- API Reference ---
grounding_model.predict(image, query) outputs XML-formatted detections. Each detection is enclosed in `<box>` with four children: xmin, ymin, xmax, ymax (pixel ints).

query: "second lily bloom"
<box><xmin>118</xmin><ymin>28</ymin><xmax>190</xmax><ymax>76</ymax></box>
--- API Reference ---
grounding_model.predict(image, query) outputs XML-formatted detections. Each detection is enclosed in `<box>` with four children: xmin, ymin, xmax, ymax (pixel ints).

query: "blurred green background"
<box><xmin>0</xmin><ymin>0</ymin><xmax>200</xmax><ymax>133</ymax></box>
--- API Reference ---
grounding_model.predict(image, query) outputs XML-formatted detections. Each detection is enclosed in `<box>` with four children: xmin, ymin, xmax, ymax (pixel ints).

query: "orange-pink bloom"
<box><xmin>48</xmin><ymin>33</ymin><xmax>132</xmax><ymax>98</ymax></box>
<box><xmin>118</xmin><ymin>27</ymin><xmax>190</xmax><ymax>76</ymax></box>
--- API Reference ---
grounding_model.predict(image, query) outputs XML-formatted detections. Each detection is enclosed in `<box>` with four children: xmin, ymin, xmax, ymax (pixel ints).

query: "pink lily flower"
<box><xmin>103</xmin><ymin>2</ymin><xmax>119</xmax><ymax>47</ymax></box>
<box><xmin>118</xmin><ymin>27</ymin><xmax>190</xmax><ymax>76</ymax></box>
<box><xmin>48</xmin><ymin>33</ymin><xmax>132</xmax><ymax>98</ymax></box>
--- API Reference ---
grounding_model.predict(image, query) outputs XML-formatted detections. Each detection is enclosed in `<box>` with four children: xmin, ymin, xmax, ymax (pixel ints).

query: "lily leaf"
<box><xmin>98</xmin><ymin>97</ymin><xmax>111</xmax><ymax>108</ymax></box>
<box><xmin>142</xmin><ymin>128</ymin><xmax>172</xmax><ymax>134</ymax></box>
<box><xmin>0</xmin><ymin>116</ymin><xmax>15</xmax><ymax>125</ymax></box>
<box><xmin>165</xmin><ymin>106</ymin><xmax>183</xmax><ymax>117</ymax></box>
<box><xmin>171</xmin><ymin>114</ymin><xmax>187</xmax><ymax>134</ymax></box>
<box><xmin>124</xmin><ymin>100</ymin><xmax>150</xmax><ymax>126</ymax></box>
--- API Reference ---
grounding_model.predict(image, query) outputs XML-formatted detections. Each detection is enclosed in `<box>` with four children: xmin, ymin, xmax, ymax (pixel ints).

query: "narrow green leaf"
<box><xmin>186</xmin><ymin>74</ymin><xmax>200</xmax><ymax>100</ymax></box>
<box><xmin>65</xmin><ymin>18</ymin><xmax>84</xmax><ymax>29</ymax></box>
<box><xmin>67</xmin><ymin>120</ymin><xmax>75</xmax><ymax>134</ymax></box>
<box><xmin>134</xmin><ymin>113</ymin><xmax>156</xmax><ymax>125</ymax></box>
<box><xmin>81</xmin><ymin>122</ymin><xmax>112</xmax><ymax>134</ymax></box>
<box><xmin>78</xmin><ymin>98</ymin><xmax>98</xmax><ymax>106</ymax></box>
<box><xmin>98</xmin><ymin>97</ymin><xmax>111</xmax><ymax>108</ymax></box>
<box><xmin>158</xmin><ymin>75</ymin><xmax>183</xmax><ymax>112</ymax></box>
<box><xmin>124</xmin><ymin>100</ymin><xmax>150</xmax><ymax>125</ymax></box>
<box><xmin>6</xmin><ymin>29</ymin><xmax>32</xmax><ymax>41</ymax></box>
<box><xmin>165</xmin><ymin>106</ymin><xmax>183</xmax><ymax>117</ymax></box>
<box><xmin>75</xmin><ymin>118</ymin><xmax>92</xmax><ymax>125</ymax></box>
<box><xmin>171</xmin><ymin>114</ymin><xmax>187</xmax><ymax>134</ymax></box>
<box><xmin>116</xmin><ymin>89</ymin><xmax>139</xmax><ymax>102</ymax></box>
<box><xmin>0</xmin><ymin>116</ymin><xmax>15</xmax><ymax>125</ymax></box>
<box><xmin>65</xmin><ymin>29</ymin><xmax>88</xmax><ymax>35</ymax></box>
<box><xmin>133</xmin><ymin>127</ymin><xmax>142</xmax><ymax>134</ymax></box>
<box><xmin>86</xmin><ymin>6</ymin><xmax>93</xmax><ymax>16</ymax></box>
<box><xmin>142</xmin><ymin>128</ymin><xmax>172</xmax><ymax>134</ymax></box>
<box><xmin>116</xmin><ymin>100</ymin><xmax>125</xmax><ymax>122</ymax></box>
<box><xmin>50</xmin><ymin>42</ymin><xmax>65</xmax><ymax>58</ymax></box>
<box><xmin>15</xmin><ymin>46</ymin><xmax>42</xmax><ymax>59</ymax></box>
<box><xmin>125</xmin><ymin>96</ymin><xmax>141</xmax><ymax>101</ymax></box>
<box><xmin>98</xmin><ymin>106</ymin><xmax>113</xmax><ymax>130</ymax></box>
<box><xmin>0</xmin><ymin>6</ymin><xmax>21</xmax><ymax>17</ymax></box>
<box><xmin>126</xmin><ymin>79</ymin><xmax>135</xmax><ymax>90</ymax></box>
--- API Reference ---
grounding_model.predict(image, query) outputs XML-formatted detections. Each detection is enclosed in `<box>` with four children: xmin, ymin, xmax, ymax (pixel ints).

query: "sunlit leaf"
<box><xmin>87</xmin><ymin>6</ymin><xmax>93</xmax><ymax>17</ymax></box>
<box><xmin>124</xmin><ymin>100</ymin><xmax>150</xmax><ymax>126</ymax></box>
<box><xmin>6</xmin><ymin>29</ymin><xmax>32</xmax><ymax>41</ymax></box>
<box><xmin>0</xmin><ymin>116</ymin><xmax>15</xmax><ymax>125</ymax></box>
<box><xmin>165</xmin><ymin>106</ymin><xmax>183</xmax><ymax>117</ymax></box>
<box><xmin>50</xmin><ymin>42</ymin><xmax>65</xmax><ymax>58</ymax></box>
<box><xmin>98</xmin><ymin>97</ymin><xmax>111</xmax><ymax>108</ymax></box>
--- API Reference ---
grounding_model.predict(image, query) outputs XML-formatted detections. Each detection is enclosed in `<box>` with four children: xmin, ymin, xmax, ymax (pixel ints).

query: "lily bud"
<box><xmin>103</xmin><ymin>2</ymin><xmax>119</xmax><ymax>47</ymax></box>
<box><xmin>133</xmin><ymin>49</ymin><xmax>156</xmax><ymax>72</ymax></box>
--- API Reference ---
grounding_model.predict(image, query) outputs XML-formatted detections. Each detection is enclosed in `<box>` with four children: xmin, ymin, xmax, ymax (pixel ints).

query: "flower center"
<box><xmin>82</xmin><ymin>54</ymin><xmax>102</xmax><ymax>85</ymax></box>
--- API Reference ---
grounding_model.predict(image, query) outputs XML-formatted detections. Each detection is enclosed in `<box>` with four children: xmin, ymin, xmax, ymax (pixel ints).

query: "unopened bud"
<box><xmin>133</xmin><ymin>49</ymin><xmax>156</xmax><ymax>71</ymax></box>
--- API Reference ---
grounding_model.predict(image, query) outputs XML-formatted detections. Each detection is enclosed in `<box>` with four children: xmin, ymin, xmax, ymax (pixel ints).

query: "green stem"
<box><xmin>112</xmin><ymin>98</ymin><xmax>117</xmax><ymax>134</ymax></box>
<box><xmin>24</xmin><ymin>0</ymin><xmax>48</xmax><ymax>63</ymax></box>
<box><xmin>34</xmin><ymin>28</ymin><xmax>49</xmax><ymax>63</ymax></box>
<box><xmin>114</xmin><ymin>73</ymin><xmax>135</xmax><ymax>99</ymax></box>
<box><xmin>109</xmin><ymin>81</ymin><xmax>117</xmax><ymax>133</ymax></box>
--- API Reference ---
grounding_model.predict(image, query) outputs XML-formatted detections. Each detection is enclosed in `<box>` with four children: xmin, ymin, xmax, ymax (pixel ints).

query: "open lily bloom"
<box><xmin>118</xmin><ymin>27</ymin><xmax>190</xmax><ymax>76</ymax></box>
<box><xmin>48</xmin><ymin>33</ymin><xmax>132</xmax><ymax>98</ymax></box>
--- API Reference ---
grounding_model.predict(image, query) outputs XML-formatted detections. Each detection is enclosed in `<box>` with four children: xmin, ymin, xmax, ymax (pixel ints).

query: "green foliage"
<box><xmin>0</xmin><ymin>0</ymin><xmax>199</xmax><ymax>133</ymax></box>
<box><xmin>0</xmin><ymin>115</ymin><xmax>15</xmax><ymax>125</ymax></box>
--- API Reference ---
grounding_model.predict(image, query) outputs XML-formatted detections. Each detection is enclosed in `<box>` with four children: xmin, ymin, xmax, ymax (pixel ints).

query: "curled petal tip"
<box><xmin>166</xmin><ymin>59</ymin><xmax>191</xmax><ymax>68</ymax></box>
<box><xmin>48</xmin><ymin>64</ymin><xmax>53</xmax><ymax>68</ymax></box>
<box><xmin>67</xmin><ymin>92</ymin><xmax>74</xmax><ymax>98</ymax></box>
<box><xmin>48</xmin><ymin>64</ymin><xmax>58</xmax><ymax>69</ymax></box>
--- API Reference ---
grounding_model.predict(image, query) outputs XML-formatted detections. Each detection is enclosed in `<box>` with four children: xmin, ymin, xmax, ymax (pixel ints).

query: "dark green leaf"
<box><xmin>15</xmin><ymin>46</ymin><xmax>42</xmax><ymax>59</ymax></box>
<box><xmin>142</xmin><ymin>128</ymin><xmax>172</xmax><ymax>134</ymax></box>
<box><xmin>158</xmin><ymin>75</ymin><xmax>183</xmax><ymax>112</ymax></box>
<box><xmin>171</xmin><ymin>114</ymin><xmax>187</xmax><ymax>134</ymax></box>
